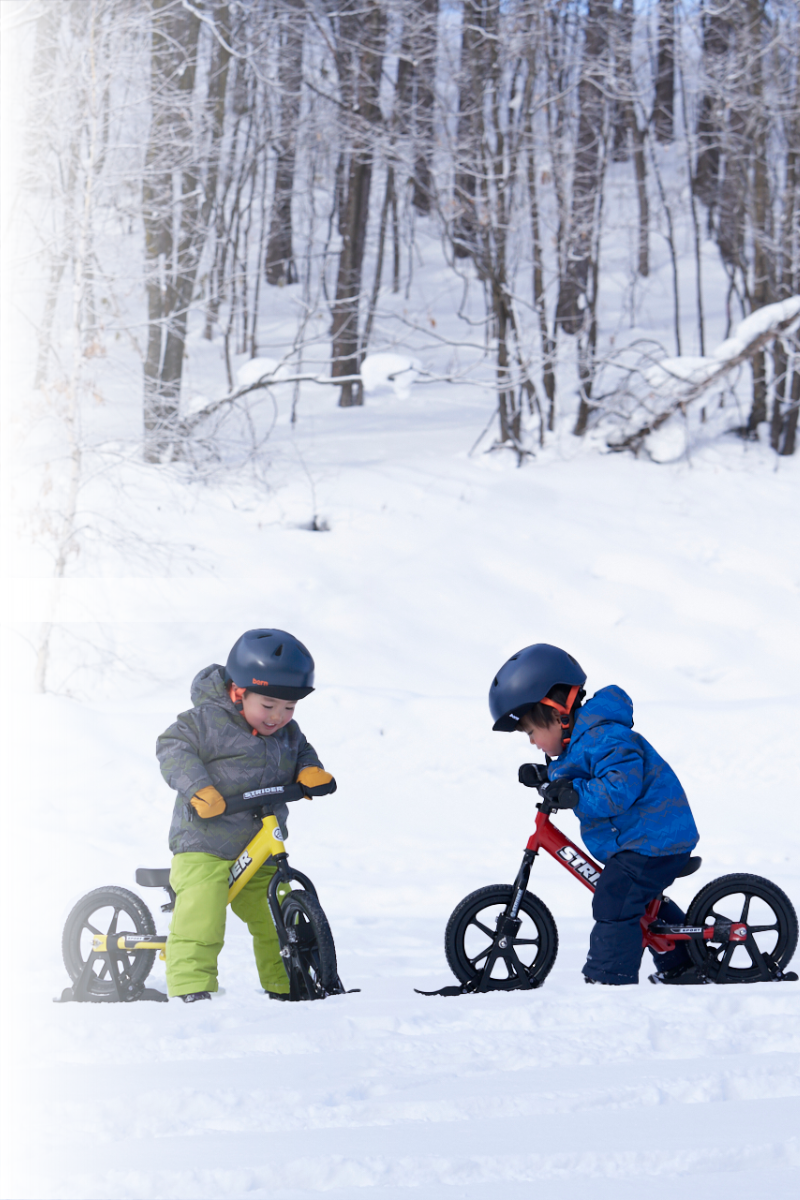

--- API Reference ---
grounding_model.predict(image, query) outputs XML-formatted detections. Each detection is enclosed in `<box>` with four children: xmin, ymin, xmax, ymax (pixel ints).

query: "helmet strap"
<box><xmin>227</xmin><ymin>682</ymin><xmax>258</xmax><ymax>735</ymax></box>
<box><xmin>539</xmin><ymin>685</ymin><xmax>581</xmax><ymax>750</ymax></box>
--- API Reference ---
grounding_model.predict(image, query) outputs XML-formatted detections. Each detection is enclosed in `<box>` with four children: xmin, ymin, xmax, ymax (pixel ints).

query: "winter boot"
<box><xmin>180</xmin><ymin>991</ymin><xmax>212</xmax><ymax>1003</ymax></box>
<box><xmin>265</xmin><ymin>990</ymin><xmax>291</xmax><ymax>1001</ymax></box>
<box><xmin>648</xmin><ymin>964</ymin><xmax>709</xmax><ymax>985</ymax></box>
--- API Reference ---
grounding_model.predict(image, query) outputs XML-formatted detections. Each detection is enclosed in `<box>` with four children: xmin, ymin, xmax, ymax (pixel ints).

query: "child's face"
<box><xmin>241</xmin><ymin>693</ymin><xmax>297</xmax><ymax>736</ymax></box>
<box><xmin>518</xmin><ymin>712</ymin><xmax>564</xmax><ymax>757</ymax></box>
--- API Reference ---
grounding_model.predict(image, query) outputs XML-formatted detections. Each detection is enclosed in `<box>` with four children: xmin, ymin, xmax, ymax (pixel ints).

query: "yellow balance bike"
<box><xmin>58</xmin><ymin>788</ymin><xmax>351</xmax><ymax>1004</ymax></box>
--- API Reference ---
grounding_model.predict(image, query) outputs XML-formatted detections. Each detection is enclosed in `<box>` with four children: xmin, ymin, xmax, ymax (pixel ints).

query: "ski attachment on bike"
<box><xmin>414</xmin><ymin>981</ymin><xmax>481</xmax><ymax>997</ymax></box>
<box><xmin>55</xmin><ymin>932</ymin><xmax>169</xmax><ymax>1003</ymax></box>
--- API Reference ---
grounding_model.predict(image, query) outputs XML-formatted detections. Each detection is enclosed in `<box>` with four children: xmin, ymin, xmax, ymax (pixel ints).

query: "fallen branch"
<box><xmin>177</xmin><ymin>371</ymin><xmax>363</xmax><ymax>438</ymax></box>
<box><xmin>608</xmin><ymin>300</ymin><xmax>800</xmax><ymax>454</ymax></box>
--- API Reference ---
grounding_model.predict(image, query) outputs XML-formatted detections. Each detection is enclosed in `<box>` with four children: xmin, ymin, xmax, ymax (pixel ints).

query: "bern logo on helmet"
<box><xmin>252</xmin><ymin>678</ymin><xmax>269</xmax><ymax>686</ymax></box>
<box><xmin>509</xmin><ymin>712</ymin><xmax>520</xmax><ymax>721</ymax></box>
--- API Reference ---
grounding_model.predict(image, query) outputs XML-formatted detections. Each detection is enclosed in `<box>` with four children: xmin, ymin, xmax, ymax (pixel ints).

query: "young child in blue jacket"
<box><xmin>490</xmin><ymin>643</ymin><xmax>700</xmax><ymax>985</ymax></box>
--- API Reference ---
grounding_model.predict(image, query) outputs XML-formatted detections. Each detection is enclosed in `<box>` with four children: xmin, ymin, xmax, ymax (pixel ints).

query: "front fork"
<box><xmin>266</xmin><ymin>854</ymin><xmax>318</xmax><ymax>950</ymax></box>
<box><xmin>266</xmin><ymin>854</ymin><xmax>330</xmax><ymax>999</ymax></box>
<box><xmin>475</xmin><ymin>849</ymin><xmax>538</xmax><ymax>992</ymax></box>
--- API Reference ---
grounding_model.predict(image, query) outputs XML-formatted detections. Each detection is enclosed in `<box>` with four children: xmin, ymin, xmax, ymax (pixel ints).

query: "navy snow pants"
<box><xmin>582</xmin><ymin>849</ymin><xmax>692</xmax><ymax>985</ymax></box>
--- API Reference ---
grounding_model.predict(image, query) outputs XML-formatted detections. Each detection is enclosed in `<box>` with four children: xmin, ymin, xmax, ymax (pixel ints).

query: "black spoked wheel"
<box><xmin>686</xmin><ymin>873</ymin><xmax>798</xmax><ymax>983</ymax></box>
<box><xmin>281</xmin><ymin>889</ymin><xmax>339</xmax><ymax>999</ymax></box>
<box><xmin>445</xmin><ymin>885</ymin><xmax>558</xmax><ymax>991</ymax></box>
<box><xmin>62</xmin><ymin>886</ymin><xmax>157</xmax><ymax>998</ymax></box>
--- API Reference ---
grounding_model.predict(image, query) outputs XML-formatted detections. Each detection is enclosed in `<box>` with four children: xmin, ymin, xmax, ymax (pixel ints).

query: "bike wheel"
<box><xmin>62</xmin><ymin>886</ymin><xmax>157</xmax><ymax>998</ymax></box>
<box><xmin>281</xmin><ymin>889</ymin><xmax>339</xmax><ymax>998</ymax></box>
<box><xmin>686</xmin><ymin>873</ymin><xmax>798</xmax><ymax>983</ymax></box>
<box><xmin>445</xmin><ymin>885</ymin><xmax>558</xmax><ymax>990</ymax></box>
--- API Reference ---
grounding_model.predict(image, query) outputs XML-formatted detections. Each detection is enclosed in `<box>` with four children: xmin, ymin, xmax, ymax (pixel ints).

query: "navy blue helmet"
<box><xmin>226</xmin><ymin>629</ymin><xmax>315</xmax><ymax>700</ymax></box>
<box><xmin>489</xmin><ymin>643</ymin><xmax>586</xmax><ymax>731</ymax></box>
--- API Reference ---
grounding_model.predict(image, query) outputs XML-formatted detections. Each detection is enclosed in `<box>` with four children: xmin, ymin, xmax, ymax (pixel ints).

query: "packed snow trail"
<box><xmin>5</xmin><ymin>918</ymin><xmax>800</xmax><ymax>1198</ymax></box>
<box><xmin>3</xmin><ymin>393</ymin><xmax>799</xmax><ymax>1198</ymax></box>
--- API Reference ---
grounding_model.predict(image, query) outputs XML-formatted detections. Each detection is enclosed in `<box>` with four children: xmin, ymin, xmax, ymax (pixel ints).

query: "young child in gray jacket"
<box><xmin>157</xmin><ymin>629</ymin><xmax>335</xmax><ymax>1003</ymax></box>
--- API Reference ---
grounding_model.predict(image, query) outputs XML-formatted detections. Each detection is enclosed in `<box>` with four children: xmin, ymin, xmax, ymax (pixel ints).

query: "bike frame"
<box><xmin>504</xmin><ymin>803</ymin><xmax>747</xmax><ymax>957</ymax></box>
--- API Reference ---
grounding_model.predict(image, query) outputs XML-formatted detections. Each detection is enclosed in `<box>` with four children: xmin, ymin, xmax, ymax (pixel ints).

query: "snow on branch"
<box><xmin>608</xmin><ymin>298</ymin><xmax>800</xmax><ymax>454</ymax></box>
<box><xmin>177</xmin><ymin>353</ymin><xmax>422</xmax><ymax>441</ymax></box>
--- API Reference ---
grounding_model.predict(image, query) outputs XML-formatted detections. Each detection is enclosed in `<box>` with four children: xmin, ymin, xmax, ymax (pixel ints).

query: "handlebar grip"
<box><xmin>275</xmin><ymin>783</ymin><xmax>304</xmax><ymax>803</ymax></box>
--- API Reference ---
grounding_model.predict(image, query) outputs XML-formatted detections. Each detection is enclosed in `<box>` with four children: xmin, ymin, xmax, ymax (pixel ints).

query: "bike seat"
<box><xmin>676</xmin><ymin>856</ymin><xmax>702</xmax><ymax>878</ymax></box>
<box><xmin>136</xmin><ymin>868</ymin><xmax>172</xmax><ymax>889</ymax></box>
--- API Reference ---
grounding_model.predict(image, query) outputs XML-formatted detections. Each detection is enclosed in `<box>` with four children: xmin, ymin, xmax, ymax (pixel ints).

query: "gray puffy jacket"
<box><xmin>157</xmin><ymin>665</ymin><xmax>323</xmax><ymax>859</ymax></box>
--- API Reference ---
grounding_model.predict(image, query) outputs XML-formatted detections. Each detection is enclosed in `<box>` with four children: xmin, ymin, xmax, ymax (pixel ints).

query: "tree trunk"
<box><xmin>611</xmin><ymin>0</ymin><xmax>648</xmax><ymax>276</ymax></box>
<box><xmin>526</xmin><ymin>86</ymin><xmax>557</xmax><ymax>428</ymax></box>
<box><xmin>693</xmin><ymin>2</ymin><xmax>731</xmax><ymax>214</ymax></box>
<box><xmin>411</xmin><ymin>0</ymin><xmax>438</xmax><ymax>215</ymax></box>
<box><xmin>780</xmin><ymin>354</ymin><xmax>800</xmax><ymax>456</ymax></box>
<box><xmin>452</xmin><ymin>1</ymin><xmax>482</xmax><ymax>259</ymax></box>
<box><xmin>29</xmin><ymin>2</ymin><xmax>76</xmax><ymax>389</ymax></box>
<box><xmin>265</xmin><ymin>0</ymin><xmax>304</xmax><ymax>286</ymax></box>
<box><xmin>555</xmin><ymin>0</ymin><xmax>610</xmax><ymax>336</ymax></box>
<box><xmin>142</xmin><ymin>0</ymin><xmax>202</xmax><ymax>462</ymax></box>
<box><xmin>329</xmin><ymin>0</ymin><xmax>386</xmax><ymax>406</ymax></box>
<box><xmin>772</xmin><ymin>65</ymin><xmax>800</xmax><ymax>451</ymax></box>
<box><xmin>653</xmin><ymin>0</ymin><xmax>675</xmax><ymax>142</ymax></box>
<box><xmin>744</xmin><ymin>0</ymin><xmax>770</xmax><ymax>436</ymax></box>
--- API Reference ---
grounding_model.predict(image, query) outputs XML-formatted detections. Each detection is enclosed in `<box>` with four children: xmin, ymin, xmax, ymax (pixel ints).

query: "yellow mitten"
<box><xmin>297</xmin><ymin>766</ymin><xmax>337</xmax><ymax>797</ymax></box>
<box><xmin>190</xmin><ymin>785</ymin><xmax>227</xmax><ymax>818</ymax></box>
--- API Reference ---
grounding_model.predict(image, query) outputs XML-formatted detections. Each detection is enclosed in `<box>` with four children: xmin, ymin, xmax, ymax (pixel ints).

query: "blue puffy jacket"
<box><xmin>548</xmin><ymin>686</ymin><xmax>699</xmax><ymax>862</ymax></box>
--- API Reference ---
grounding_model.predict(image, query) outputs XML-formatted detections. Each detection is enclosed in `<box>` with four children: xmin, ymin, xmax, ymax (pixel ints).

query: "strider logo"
<box><xmin>228</xmin><ymin>850</ymin><xmax>253</xmax><ymax>886</ymax></box>
<box><xmin>252</xmin><ymin>677</ymin><xmax>269</xmax><ymax>686</ymax></box>
<box><xmin>557</xmin><ymin>845</ymin><xmax>601</xmax><ymax>885</ymax></box>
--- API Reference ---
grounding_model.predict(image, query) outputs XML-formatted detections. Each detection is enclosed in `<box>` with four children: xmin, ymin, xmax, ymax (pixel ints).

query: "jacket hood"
<box><xmin>190</xmin><ymin>664</ymin><xmax>237</xmax><ymax>711</ymax></box>
<box><xmin>571</xmin><ymin>685</ymin><xmax>633</xmax><ymax>744</ymax></box>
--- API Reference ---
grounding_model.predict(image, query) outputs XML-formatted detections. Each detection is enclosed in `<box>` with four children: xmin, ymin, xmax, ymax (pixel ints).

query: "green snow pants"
<box><xmin>166</xmin><ymin>852</ymin><xmax>291</xmax><ymax>998</ymax></box>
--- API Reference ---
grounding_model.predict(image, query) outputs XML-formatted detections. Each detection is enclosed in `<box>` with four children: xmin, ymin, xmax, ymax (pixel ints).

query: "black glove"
<box><xmin>297</xmin><ymin>767</ymin><xmax>337</xmax><ymax>797</ymax></box>
<box><xmin>539</xmin><ymin>779</ymin><xmax>580</xmax><ymax>809</ymax></box>
<box><xmin>518</xmin><ymin>763</ymin><xmax>549</xmax><ymax>788</ymax></box>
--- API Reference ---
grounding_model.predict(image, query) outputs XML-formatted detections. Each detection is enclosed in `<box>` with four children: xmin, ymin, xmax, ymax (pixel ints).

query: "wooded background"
<box><xmin>17</xmin><ymin>0</ymin><xmax>800</xmax><ymax>462</ymax></box>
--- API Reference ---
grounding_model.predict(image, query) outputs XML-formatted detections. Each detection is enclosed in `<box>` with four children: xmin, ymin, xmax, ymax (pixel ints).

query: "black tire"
<box><xmin>445</xmin><ymin>885</ymin><xmax>558</xmax><ymax>991</ymax></box>
<box><xmin>62</xmin><ymin>886</ymin><xmax>157</xmax><ymax>998</ymax></box>
<box><xmin>281</xmin><ymin>889</ymin><xmax>339</xmax><ymax>998</ymax></box>
<box><xmin>686</xmin><ymin>873</ymin><xmax>798</xmax><ymax>983</ymax></box>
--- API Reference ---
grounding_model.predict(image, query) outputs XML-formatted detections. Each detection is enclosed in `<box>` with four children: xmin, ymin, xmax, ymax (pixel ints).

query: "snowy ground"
<box><xmin>2</xmin><ymin>381</ymin><xmax>799</xmax><ymax>1199</ymax></box>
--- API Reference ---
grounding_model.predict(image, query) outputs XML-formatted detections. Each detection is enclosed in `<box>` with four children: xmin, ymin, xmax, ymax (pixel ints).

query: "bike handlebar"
<box><xmin>224</xmin><ymin>782</ymin><xmax>305</xmax><ymax>816</ymax></box>
<box><xmin>535</xmin><ymin>795</ymin><xmax>560</xmax><ymax>816</ymax></box>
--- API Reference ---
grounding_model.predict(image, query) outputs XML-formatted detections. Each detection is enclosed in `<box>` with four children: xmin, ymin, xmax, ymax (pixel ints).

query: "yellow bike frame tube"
<box><xmin>226</xmin><ymin>814</ymin><xmax>287</xmax><ymax>904</ymax></box>
<box><xmin>114</xmin><ymin>936</ymin><xmax>167</xmax><ymax>951</ymax></box>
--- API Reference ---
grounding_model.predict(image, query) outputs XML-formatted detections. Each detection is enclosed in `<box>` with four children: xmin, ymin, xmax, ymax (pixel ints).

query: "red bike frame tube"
<box><xmin>527</xmin><ymin>809</ymin><xmax>699</xmax><ymax>953</ymax></box>
<box><xmin>642</xmin><ymin>896</ymin><xmax>675</xmax><ymax>953</ymax></box>
<box><xmin>527</xmin><ymin>809</ymin><xmax>602</xmax><ymax>891</ymax></box>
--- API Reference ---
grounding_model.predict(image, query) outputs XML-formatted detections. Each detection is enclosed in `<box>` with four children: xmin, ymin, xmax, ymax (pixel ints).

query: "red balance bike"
<box><xmin>420</xmin><ymin>791</ymin><xmax>798</xmax><ymax>994</ymax></box>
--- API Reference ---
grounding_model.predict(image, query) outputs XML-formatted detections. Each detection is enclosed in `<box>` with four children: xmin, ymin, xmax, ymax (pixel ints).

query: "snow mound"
<box><xmin>236</xmin><ymin>357</ymin><xmax>287</xmax><ymax>388</ymax></box>
<box><xmin>646</xmin><ymin>356</ymin><xmax>716</xmax><ymax>396</ymax></box>
<box><xmin>360</xmin><ymin>352</ymin><xmax>420</xmax><ymax>399</ymax></box>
